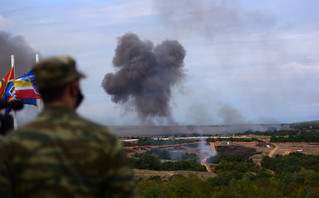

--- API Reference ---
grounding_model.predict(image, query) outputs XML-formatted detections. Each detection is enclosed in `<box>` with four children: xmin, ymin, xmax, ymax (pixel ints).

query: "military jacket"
<box><xmin>0</xmin><ymin>106</ymin><xmax>136</xmax><ymax>198</ymax></box>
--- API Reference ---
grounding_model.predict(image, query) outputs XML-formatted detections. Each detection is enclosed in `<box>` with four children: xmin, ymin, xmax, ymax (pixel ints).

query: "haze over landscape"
<box><xmin>0</xmin><ymin>0</ymin><xmax>318</xmax><ymax>127</ymax></box>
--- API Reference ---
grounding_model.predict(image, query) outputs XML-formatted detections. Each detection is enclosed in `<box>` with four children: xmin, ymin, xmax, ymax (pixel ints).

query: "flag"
<box><xmin>3</xmin><ymin>81</ymin><xmax>15</xmax><ymax>103</ymax></box>
<box><xmin>2</xmin><ymin>69</ymin><xmax>39</xmax><ymax>114</ymax></box>
<box><xmin>14</xmin><ymin>69</ymin><xmax>41</xmax><ymax>100</ymax></box>
<box><xmin>2</xmin><ymin>81</ymin><xmax>17</xmax><ymax>114</ymax></box>
<box><xmin>0</xmin><ymin>67</ymin><xmax>15</xmax><ymax>100</ymax></box>
<box><xmin>2</xmin><ymin>81</ymin><xmax>37</xmax><ymax>114</ymax></box>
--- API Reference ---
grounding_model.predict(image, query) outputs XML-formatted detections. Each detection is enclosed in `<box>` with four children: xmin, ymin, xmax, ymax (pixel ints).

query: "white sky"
<box><xmin>1</xmin><ymin>0</ymin><xmax>319</xmax><ymax>126</ymax></box>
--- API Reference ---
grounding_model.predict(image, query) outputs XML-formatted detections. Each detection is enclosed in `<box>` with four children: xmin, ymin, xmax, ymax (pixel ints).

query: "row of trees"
<box><xmin>130</xmin><ymin>153</ymin><xmax>206</xmax><ymax>171</ymax></box>
<box><xmin>270</xmin><ymin>132</ymin><xmax>319</xmax><ymax>142</ymax></box>
<box><xmin>245</xmin><ymin>129</ymin><xmax>300</xmax><ymax>136</ymax></box>
<box><xmin>290</xmin><ymin>120</ymin><xmax>319</xmax><ymax>130</ymax></box>
<box><xmin>136</xmin><ymin>153</ymin><xmax>319</xmax><ymax>197</ymax></box>
<box><xmin>207</xmin><ymin>137</ymin><xmax>262</xmax><ymax>142</ymax></box>
<box><xmin>123</xmin><ymin>137</ymin><xmax>200</xmax><ymax>147</ymax></box>
<box><xmin>144</xmin><ymin>148</ymin><xmax>199</xmax><ymax>161</ymax></box>
<box><xmin>242</xmin><ymin>127</ymin><xmax>319</xmax><ymax>143</ymax></box>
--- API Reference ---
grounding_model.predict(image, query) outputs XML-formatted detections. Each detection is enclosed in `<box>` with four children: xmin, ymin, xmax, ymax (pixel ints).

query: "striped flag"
<box><xmin>0</xmin><ymin>67</ymin><xmax>15</xmax><ymax>100</ymax></box>
<box><xmin>2</xmin><ymin>81</ymin><xmax>17</xmax><ymax>114</ymax></box>
<box><xmin>3</xmin><ymin>82</ymin><xmax>15</xmax><ymax>103</ymax></box>
<box><xmin>14</xmin><ymin>70</ymin><xmax>41</xmax><ymax>100</ymax></box>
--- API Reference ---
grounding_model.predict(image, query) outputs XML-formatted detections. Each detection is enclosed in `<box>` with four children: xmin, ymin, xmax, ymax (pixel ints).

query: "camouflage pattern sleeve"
<box><xmin>0</xmin><ymin>139</ymin><xmax>14</xmax><ymax>198</ymax></box>
<box><xmin>103</xmin><ymin>135</ymin><xmax>137</xmax><ymax>198</ymax></box>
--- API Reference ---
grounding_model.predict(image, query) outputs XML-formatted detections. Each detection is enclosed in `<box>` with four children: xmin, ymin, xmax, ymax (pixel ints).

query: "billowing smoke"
<box><xmin>0</xmin><ymin>31</ymin><xmax>39</xmax><ymax>77</ymax></box>
<box><xmin>102</xmin><ymin>33</ymin><xmax>186</xmax><ymax>123</ymax></box>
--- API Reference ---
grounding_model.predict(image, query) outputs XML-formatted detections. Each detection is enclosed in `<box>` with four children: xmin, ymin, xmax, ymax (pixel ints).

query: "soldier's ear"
<box><xmin>68</xmin><ymin>80</ymin><xmax>79</xmax><ymax>98</ymax></box>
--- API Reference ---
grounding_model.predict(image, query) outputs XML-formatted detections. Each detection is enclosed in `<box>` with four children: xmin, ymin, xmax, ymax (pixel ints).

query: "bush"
<box><xmin>130</xmin><ymin>153</ymin><xmax>161</xmax><ymax>170</ymax></box>
<box><xmin>161</xmin><ymin>158</ymin><xmax>206</xmax><ymax>171</ymax></box>
<box><xmin>261</xmin><ymin>153</ymin><xmax>319</xmax><ymax>175</ymax></box>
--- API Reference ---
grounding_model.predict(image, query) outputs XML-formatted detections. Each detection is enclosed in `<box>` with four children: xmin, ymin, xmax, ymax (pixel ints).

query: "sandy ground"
<box><xmin>268</xmin><ymin>143</ymin><xmax>319</xmax><ymax>156</ymax></box>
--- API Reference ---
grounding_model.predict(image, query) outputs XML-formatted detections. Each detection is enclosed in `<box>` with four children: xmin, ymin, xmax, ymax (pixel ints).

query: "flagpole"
<box><xmin>11</xmin><ymin>55</ymin><xmax>17</xmax><ymax>130</ymax></box>
<box><xmin>36</xmin><ymin>54</ymin><xmax>39</xmax><ymax>63</ymax></box>
<box><xmin>35</xmin><ymin>53</ymin><xmax>43</xmax><ymax>112</ymax></box>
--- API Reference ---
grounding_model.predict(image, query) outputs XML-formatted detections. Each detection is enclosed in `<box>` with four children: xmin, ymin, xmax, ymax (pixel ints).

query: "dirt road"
<box><xmin>201</xmin><ymin>156</ymin><xmax>212</xmax><ymax>172</ymax></box>
<box><xmin>269</xmin><ymin>144</ymin><xmax>279</xmax><ymax>157</ymax></box>
<box><xmin>199</xmin><ymin>142</ymin><xmax>217</xmax><ymax>172</ymax></box>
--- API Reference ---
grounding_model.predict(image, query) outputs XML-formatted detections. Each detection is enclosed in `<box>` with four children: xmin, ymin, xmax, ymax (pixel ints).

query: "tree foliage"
<box><xmin>270</xmin><ymin>131</ymin><xmax>319</xmax><ymax>142</ymax></box>
<box><xmin>245</xmin><ymin>129</ymin><xmax>299</xmax><ymax>136</ymax></box>
<box><xmin>130</xmin><ymin>153</ymin><xmax>161</xmax><ymax>170</ymax></box>
<box><xmin>130</xmin><ymin>153</ymin><xmax>206</xmax><ymax>171</ymax></box>
<box><xmin>261</xmin><ymin>152</ymin><xmax>319</xmax><ymax>175</ymax></box>
<box><xmin>145</xmin><ymin>148</ymin><xmax>199</xmax><ymax>161</ymax></box>
<box><xmin>123</xmin><ymin>137</ymin><xmax>199</xmax><ymax>147</ymax></box>
<box><xmin>207</xmin><ymin>137</ymin><xmax>262</xmax><ymax>142</ymax></box>
<box><xmin>135</xmin><ymin>152</ymin><xmax>319</xmax><ymax>197</ymax></box>
<box><xmin>137</xmin><ymin>174</ymin><xmax>213</xmax><ymax>198</ymax></box>
<box><xmin>290</xmin><ymin>120</ymin><xmax>319</xmax><ymax>130</ymax></box>
<box><xmin>161</xmin><ymin>158</ymin><xmax>206</xmax><ymax>171</ymax></box>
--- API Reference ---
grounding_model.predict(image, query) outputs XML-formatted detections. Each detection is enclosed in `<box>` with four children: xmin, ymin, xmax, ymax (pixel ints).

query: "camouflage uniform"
<box><xmin>0</xmin><ymin>56</ymin><xmax>136</xmax><ymax>198</ymax></box>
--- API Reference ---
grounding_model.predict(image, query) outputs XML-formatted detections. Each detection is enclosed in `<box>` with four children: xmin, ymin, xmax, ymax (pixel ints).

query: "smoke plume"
<box><xmin>219</xmin><ymin>104</ymin><xmax>246</xmax><ymax>125</ymax></box>
<box><xmin>102</xmin><ymin>33</ymin><xmax>186</xmax><ymax>123</ymax></box>
<box><xmin>0</xmin><ymin>31</ymin><xmax>39</xmax><ymax>77</ymax></box>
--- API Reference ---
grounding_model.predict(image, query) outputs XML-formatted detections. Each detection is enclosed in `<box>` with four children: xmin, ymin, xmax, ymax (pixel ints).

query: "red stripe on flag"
<box><xmin>16</xmin><ymin>89</ymin><xmax>41</xmax><ymax>99</ymax></box>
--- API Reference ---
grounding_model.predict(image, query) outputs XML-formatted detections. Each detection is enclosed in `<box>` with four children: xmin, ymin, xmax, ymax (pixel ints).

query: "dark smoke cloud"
<box><xmin>0</xmin><ymin>31</ymin><xmax>39</xmax><ymax>77</ymax></box>
<box><xmin>102</xmin><ymin>33</ymin><xmax>186</xmax><ymax>123</ymax></box>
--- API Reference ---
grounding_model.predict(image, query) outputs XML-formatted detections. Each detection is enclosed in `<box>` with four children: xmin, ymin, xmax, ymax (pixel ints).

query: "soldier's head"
<box><xmin>33</xmin><ymin>56</ymin><xmax>85</xmax><ymax>108</ymax></box>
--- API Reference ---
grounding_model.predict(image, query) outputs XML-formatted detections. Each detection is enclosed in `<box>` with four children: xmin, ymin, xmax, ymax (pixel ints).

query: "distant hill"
<box><xmin>109</xmin><ymin>124</ymin><xmax>288</xmax><ymax>136</ymax></box>
<box><xmin>109</xmin><ymin>121</ymin><xmax>319</xmax><ymax>136</ymax></box>
<box><xmin>290</xmin><ymin>120</ymin><xmax>319</xmax><ymax>130</ymax></box>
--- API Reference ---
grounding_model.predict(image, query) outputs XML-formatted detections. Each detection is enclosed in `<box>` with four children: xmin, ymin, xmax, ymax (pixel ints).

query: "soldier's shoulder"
<box><xmin>1</xmin><ymin>122</ymin><xmax>45</xmax><ymax>140</ymax></box>
<box><xmin>75</xmin><ymin>116</ymin><xmax>119</xmax><ymax>140</ymax></box>
<box><xmin>0</xmin><ymin>126</ymin><xmax>38</xmax><ymax>150</ymax></box>
<box><xmin>75</xmin><ymin>115</ymin><xmax>110</xmax><ymax>131</ymax></box>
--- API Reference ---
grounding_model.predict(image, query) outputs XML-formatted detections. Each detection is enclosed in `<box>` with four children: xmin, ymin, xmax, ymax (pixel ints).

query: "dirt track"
<box><xmin>268</xmin><ymin>144</ymin><xmax>280</xmax><ymax>157</ymax></box>
<box><xmin>201</xmin><ymin>156</ymin><xmax>212</xmax><ymax>172</ymax></box>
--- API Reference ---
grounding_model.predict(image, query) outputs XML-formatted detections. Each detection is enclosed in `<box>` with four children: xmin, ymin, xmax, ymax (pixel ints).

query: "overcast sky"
<box><xmin>0</xmin><ymin>0</ymin><xmax>318</xmax><ymax>126</ymax></box>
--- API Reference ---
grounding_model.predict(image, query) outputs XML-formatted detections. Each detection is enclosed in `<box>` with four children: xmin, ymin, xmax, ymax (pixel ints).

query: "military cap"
<box><xmin>33</xmin><ymin>56</ymin><xmax>85</xmax><ymax>88</ymax></box>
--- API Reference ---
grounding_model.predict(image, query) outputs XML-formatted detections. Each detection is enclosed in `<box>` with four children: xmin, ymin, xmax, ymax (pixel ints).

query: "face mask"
<box><xmin>75</xmin><ymin>89</ymin><xmax>84</xmax><ymax>109</ymax></box>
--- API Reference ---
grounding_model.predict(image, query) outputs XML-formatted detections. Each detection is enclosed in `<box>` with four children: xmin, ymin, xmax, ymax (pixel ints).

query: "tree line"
<box><xmin>270</xmin><ymin>131</ymin><xmax>319</xmax><ymax>142</ymax></box>
<box><xmin>290</xmin><ymin>120</ymin><xmax>319</xmax><ymax>130</ymax></box>
<box><xmin>135</xmin><ymin>153</ymin><xmax>319</xmax><ymax>197</ymax></box>
<box><xmin>130</xmin><ymin>153</ymin><xmax>206</xmax><ymax>171</ymax></box>
<box><xmin>123</xmin><ymin>137</ymin><xmax>200</xmax><ymax>147</ymax></box>
<box><xmin>242</xmin><ymin>128</ymin><xmax>319</xmax><ymax>143</ymax></box>
<box><xmin>144</xmin><ymin>148</ymin><xmax>199</xmax><ymax>161</ymax></box>
<box><xmin>207</xmin><ymin>137</ymin><xmax>262</xmax><ymax>142</ymax></box>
